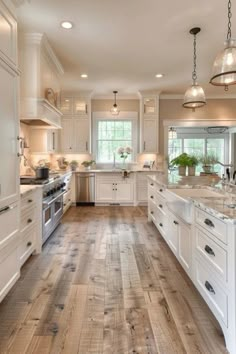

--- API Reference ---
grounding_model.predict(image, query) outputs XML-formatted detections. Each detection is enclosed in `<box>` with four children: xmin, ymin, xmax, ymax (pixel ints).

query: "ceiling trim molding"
<box><xmin>163</xmin><ymin>118</ymin><xmax>236</xmax><ymax>127</ymax></box>
<box><xmin>160</xmin><ymin>94</ymin><xmax>236</xmax><ymax>99</ymax></box>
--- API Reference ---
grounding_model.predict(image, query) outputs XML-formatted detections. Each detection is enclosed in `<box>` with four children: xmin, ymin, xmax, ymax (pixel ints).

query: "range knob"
<box><xmin>46</xmin><ymin>191</ymin><xmax>51</xmax><ymax>197</ymax></box>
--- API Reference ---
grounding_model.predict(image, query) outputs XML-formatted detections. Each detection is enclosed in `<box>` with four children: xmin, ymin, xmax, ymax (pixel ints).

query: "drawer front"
<box><xmin>0</xmin><ymin>245</ymin><xmax>19</xmax><ymax>302</ymax></box>
<box><xmin>155</xmin><ymin>194</ymin><xmax>168</xmax><ymax>216</ymax></box>
<box><xmin>148</xmin><ymin>189</ymin><xmax>156</xmax><ymax>205</ymax></box>
<box><xmin>155</xmin><ymin>208</ymin><xmax>168</xmax><ymax>238</ymax></box>
<box><xmin>19</xmin><ymin>226</ymin><xmax>36</xmax><ymax>266</ymax></box>
<box><xmin>21</xmin><ymin>191</ymin><xmax>36</xmax><ymax>210</ymax></box>
<box><xmin>195</xmin><ymin>259</ymin><xmax>228</xmax><ymax>326</ymax></box>
<box><xmin>196</xmin><ymin>227</ymin><xmax>227</xmax><ymax>282</ymax></box>
<box><xmin>63</xmin><ymin>190</ymin><xmax>72</xmax><ymax>207</ymax></box>
<box><xmin>0</xmin><ymin>202</ymin><xmax>18</xmax><ymax>249</ymax></box>
<box><xmin>20</xmin><ymin>207</ymin><xmax>35</xmax><ymax>232</ymax></box>
<box><xmin>195</xmin><ymin>208</ymin><xmax>227</xmax><ymax>245</ymax></box>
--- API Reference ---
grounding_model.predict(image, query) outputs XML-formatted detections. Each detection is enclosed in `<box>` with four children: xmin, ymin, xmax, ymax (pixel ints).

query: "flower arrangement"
<box><xmin>117</xmin><ymin>146</ymin><xmax>133</xmax><ymax>168</ymax></box>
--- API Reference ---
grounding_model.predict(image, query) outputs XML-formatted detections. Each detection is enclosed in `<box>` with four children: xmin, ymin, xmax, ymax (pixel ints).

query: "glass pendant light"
<box><xmin>183</xmin><ymin>27</ymin><xmax>206</xmax><ymax>111</ymax></box>
<box><xmin>110</xmin><ymin>90</ymin><xmax>120</xmax><ymax>115</ymax></box>
<box><xmin>210</xmin><ymin>0</ymin><xmax>236</xmax><ymax>90</ymax></box>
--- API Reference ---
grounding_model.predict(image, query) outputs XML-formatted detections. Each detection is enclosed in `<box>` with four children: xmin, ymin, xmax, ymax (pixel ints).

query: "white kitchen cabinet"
<box><xmin>167</xmin><ymin>211</ymin><xmax>179</xmax><ymax>256</ymax></box>
<box><xmin>0</xmin><ymin>60</ymin><xmax>19</xmax><ymax>209</ymax></box>
<box><xmin>74</xmin><ymin>118</ymin><xmax>89</xmax><ymax>153</ymax></box>
<box><xmin>0</xmin><ymin>1</ymin><xmax>17</xmax><ymax>68</ymax></box>
<box><xmin>143</xmin><ymin>117</ymin><xmax>158</xmax><ymax>153</ymax></box>
<box><xmin>60</xmin><ymin>96</ymin><xmax>89</xmax><ymax>116</ymax></box>
<box><xmin>30</xmin><ymin>128</ymin><xmax>59</xmax><ymax>153</ymax></box>
<box><xmin>140</xmin><ymin>93</ymin><xmax>159</xmax><ymax>153</ymax></box>
<box><xmin>96</xmin><ymin>173</ymin><xmax>134</xmax><ymax>204</ymax></box>
<box><xmin>178</xmin><ymin>219</ymin><xmax>191</xmax><ymax>274</ymax></box>
<box><xmin>0</xmin><ymin>0</ymin><xmax>20</xmax><ymax>304</ymax></box>
<box><xmin>61</xmin><ymin>117</ymin><xmax>89</xmax><ymax>153</ymax></box>
<box><xmin>136</xmin><ymin>172</ymin><xmax>158</xmax><ymax>204</ymax></box>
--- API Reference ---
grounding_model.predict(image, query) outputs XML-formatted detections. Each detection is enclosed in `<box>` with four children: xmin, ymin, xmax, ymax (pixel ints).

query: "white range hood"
<box><xmin>19</xmin><ymin>33</ymin><xmax>64</xmax><ymax>128</ymax></box>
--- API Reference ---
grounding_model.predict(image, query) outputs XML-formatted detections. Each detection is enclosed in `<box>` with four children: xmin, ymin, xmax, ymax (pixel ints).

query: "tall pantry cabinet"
<box><xmin>0</xmin><ymin>0</ymin><xmax>20</xmax><ymax>302</ymax></box>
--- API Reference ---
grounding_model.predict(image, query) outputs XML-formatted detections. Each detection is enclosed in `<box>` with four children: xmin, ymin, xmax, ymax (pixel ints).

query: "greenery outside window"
<box><xmin>94</xmin><ymin>118</ymin><xmax>137</xmax><ymax>163</ymax></box>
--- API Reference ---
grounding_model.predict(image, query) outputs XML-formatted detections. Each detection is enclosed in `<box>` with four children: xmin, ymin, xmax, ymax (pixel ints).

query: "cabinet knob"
<box><xmin>204</xmin><ymin>218</ymin><xmax>214</xmax><ymax>228</ymax></box>
<box><xmin>27</xmin><ymin>218</ymin><xmax>32</xmax><ymax>224</ymax></box>
<box><xmin>150</xmin><ymin>183</ymin><xmax>154</xmax><ymax>186</ymax></box>
<box><xmin>27</xmin><ymin>241</ymin><xmax>32</xmax><ymax>247</ymax></box>
<box><xmin>205</xmin><ymin>280</ymin><xmax>215</xmax><ymax>294</ymax></box>
<box><xmin>150</xmin><ymin>195</ymin><xmax>154</xmax><ymax>199</ymax></box>
<box><xmin>159</xmin><ymin>223</ymin><xmax>163</xmax><ymax>227</ymax></box>
<box><xmin>150</xmin><ymin>211</ymin><xmax>154</xmax><ymax>215</ymax></box>
<box><xmin>159</xmin><ymin>189</ymin><xmax>163</xmax><ymax>192</ymax></box>
<box><xmin>159</xmin><ymin>204</ymin><xmax>163</xmax><ymax>208</ymax></box>
<box><xmin>173</xmin><ymin>220</ymin><xmax>178</xmax><ymax>225</ymax></box>
<box><xmin>204</xmin><ymin>245</ymin><xmax>215</xmax><ymax>256</ymax></box>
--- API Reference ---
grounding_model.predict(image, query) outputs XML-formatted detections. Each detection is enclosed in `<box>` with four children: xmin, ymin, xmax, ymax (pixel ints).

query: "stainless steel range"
<box><xmin>20</xmin><ymin>175</ymin><xmax>66</xmax><ymax>244</ymax></box>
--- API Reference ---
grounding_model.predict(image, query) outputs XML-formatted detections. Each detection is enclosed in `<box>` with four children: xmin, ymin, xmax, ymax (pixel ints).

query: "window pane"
<box><xmin>183</xmin><ymin>139</ymin><xmax>205</xmax><ymax>156</ymax></box>
<box><xmin>96</xmin><ymin>120</ymin><xmax>133</xmax><ymax>162</ymax></box>
<box><xmin>168</xmin><ymin>139</ymin><xmax>182</xmax><ymax>162</ymax></box>
<box><xmin>207</xmin><ymin>138</ymin><xmax>224</xmax><ymax>175</ymax></box>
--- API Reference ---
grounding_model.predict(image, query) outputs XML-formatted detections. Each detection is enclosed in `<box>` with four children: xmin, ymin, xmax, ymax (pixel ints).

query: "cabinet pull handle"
<box><xmin>205</xmin><ymin>281</ymin><xmax>215</xmax><ymax>294</ymax></box>
<box><xmin>159</xmin><ymin>223</ymin><xmax>163</xmax><ymax>227</ymax></box>
<box><xmin>159</xmin><ymin>204</ymin><xmax>163</xmax><ymax>208</ymax></box>
<box><xmin>173</xmin><ymin>220</ymin><xmax>179</xmax><ymax>225</ymax></box>
<box><xmin>17</xmin><ymin>136</ymin><xmax>24</xmax><ymax>157</ymax></box>
<box><xmin>143</xmin><ymin>141</ymin><xmax>146</xmax><ymax>151</ymax></box>
<box><xmin>86</xmin><ymin>141</ymin><xmax>88</xmax><ymax>151</ymax></box>
<box><xmin>27</xmin><ymin>218</ymin><xmax>32</xmax><ymax>224</ymax></box>
<box><xmin>27</xmin><ymin>242</ymin><xmax>32</xmax><ymax>247</ymax></box>
<box><xmin>28</xmin><ymin>199</ymin><xmax>33</xmax><ymax>203</ymax></box>
<box><xmin>0</xmin><ymin>206</ymin><xmax>10</xmax><ymax>215</ymax></box>
<box><xmin>159</xmin><ymin>189</ymin><xmax>163</xmax><ymax>192</ymax></box>
<box><xmin>52</xmin><ymin>132</ymin><xmax>55</xmax><ymax>150</ymax></box>
<box><xmin>204</xmin><ymin>218</ymin><xmax>215</xmax><ymax>228</ymax></box>
<box><xmin>150</xmin><ymin>195</ymin><xmax>154</xmax><ymax>199</ymax></box>
<box><xmin>204</xmin><ymin>245</ymin><xmax>215</xmax><ymax>256</ymax></box>
<box><xmin>85</xmin><ymin>104</ymin><xmax>88</xmax><ymax>114</ymax></box>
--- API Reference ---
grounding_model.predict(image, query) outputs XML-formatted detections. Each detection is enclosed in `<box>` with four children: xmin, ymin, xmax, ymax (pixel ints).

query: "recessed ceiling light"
<box><xmin>155</xmin><ymin>73</ymin><xmax>164</xmax><ymax>78</ymax></box>
<box><xmin>61</xmin><ymin>21</ymin><xmax>73</xmax><ymax>29</ymax></box>
<box><xmin>81</xmin><ymin>74</ymin><xmax>88</xmax><ymax>78</ymax></box>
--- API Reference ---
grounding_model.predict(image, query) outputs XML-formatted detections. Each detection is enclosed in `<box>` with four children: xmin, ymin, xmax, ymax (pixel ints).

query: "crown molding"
<box><xmin>160</xmin><ymin>94</ymin><xmax>236</xmax><ymax>99</ymax></box>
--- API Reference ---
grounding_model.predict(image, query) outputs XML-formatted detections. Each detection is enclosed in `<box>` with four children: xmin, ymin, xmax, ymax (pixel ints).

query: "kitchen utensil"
<box><xmin>35</xmin><ymin>167</ymin><xmax>49</xmax><ymax>179</ymax></box>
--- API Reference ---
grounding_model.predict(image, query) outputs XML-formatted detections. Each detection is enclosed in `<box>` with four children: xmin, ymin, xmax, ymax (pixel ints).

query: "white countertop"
<box><xmin>148</xmin><ymin>174</ymin><xmax>236</xmax><ymax>223</ymax></box>
<box><xmin>20</xmin><ymin>185</ymin><xmax>42</xmax><ymax>196</ymax></box>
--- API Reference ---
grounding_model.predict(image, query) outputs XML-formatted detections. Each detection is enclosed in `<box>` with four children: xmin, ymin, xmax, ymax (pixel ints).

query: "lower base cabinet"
<box><xmin>96</xmin><ymin>174</ymin><xmax>134</xmax><ymax>204</ymax></box>
<box><xmin>0</xmin><ymin>241</ymin><xmax>20</xmax><ymax>303</ymax></box>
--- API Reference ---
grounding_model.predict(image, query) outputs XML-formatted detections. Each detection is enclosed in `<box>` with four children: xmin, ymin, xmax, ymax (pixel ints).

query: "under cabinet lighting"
<box><xmin>155</xmin><ymin>74</ymin><xmax>164</xmax><ymax>78</ymax></box>
<box><xmin>81</xmin><ymin>74</ymin><xmax>88</xmax><ymax>78</ymax></box>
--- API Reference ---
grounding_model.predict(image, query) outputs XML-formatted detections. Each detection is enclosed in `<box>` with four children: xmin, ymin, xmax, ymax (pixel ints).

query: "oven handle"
<box><xmin>43</xmin><ymin>190</ymin><xmax>66</xmax><ymax>208</ymax></box>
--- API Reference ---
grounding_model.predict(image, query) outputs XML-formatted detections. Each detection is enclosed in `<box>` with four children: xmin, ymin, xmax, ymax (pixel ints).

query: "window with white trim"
<box><xmin>94</xmin><ymin>118</ymin><xmax>137</xmax><ymax>163</ymax></box>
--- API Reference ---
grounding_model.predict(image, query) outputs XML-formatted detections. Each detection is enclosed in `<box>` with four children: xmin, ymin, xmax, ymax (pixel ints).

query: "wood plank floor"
<box><xmin>0</xmin><ymin>206</ymin><xmax>227</xmax><ymax>354</ymax></box>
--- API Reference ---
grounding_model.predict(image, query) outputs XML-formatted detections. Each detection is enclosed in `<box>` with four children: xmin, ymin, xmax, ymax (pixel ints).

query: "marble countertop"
<box><xmin>148</xmin><ymin>173</ymin><xmax>236</xmax><ymax>223</ymax></box>
<box><xmin>20</xmin><ymin>185</ymin><xmax>42</xmax><ymax>196</ymax></box>
<box><xmin>72</xmin><ymin>168</ymin><xmax>163</xmax><ymax>173</ymax></box>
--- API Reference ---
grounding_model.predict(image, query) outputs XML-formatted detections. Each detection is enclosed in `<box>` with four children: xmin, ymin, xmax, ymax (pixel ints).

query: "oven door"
<box><xmin>53</xmin><ymin>194</ymin><xmax>63</xmax><ymax>226</ymax></box>
<box><xmin>42</xmin><ymin>203</ymin><xmax>54</xmax><ymax>243</ymax></box>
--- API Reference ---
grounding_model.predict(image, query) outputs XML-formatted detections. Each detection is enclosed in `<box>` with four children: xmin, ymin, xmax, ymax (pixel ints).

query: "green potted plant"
<box><xmin>170</xmin><ymin>153</ymin><xmax>190</xmax><ymax>176</ymax></box>
<box><xmin>81</xmin><ymin>160</ymin><xmax>96</xmax><ymax>170</ymax></box>
<box><xmin>199</xmin><ymin>153</ymin><xmax>218</xmax><ymax>174</ymax></box>
<box><xmin>188</xmin><ymin>155</ymin><xmax>199</xmax><ymax>176</ymax></box>
<box><xmin>69</xmin><ymin>160</ymin><xmax>79</xmax><ymax>171</ymax></box>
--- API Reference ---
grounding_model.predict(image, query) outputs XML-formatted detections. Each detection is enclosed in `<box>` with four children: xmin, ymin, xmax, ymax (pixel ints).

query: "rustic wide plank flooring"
<box><xmin>0</xmin><ymin>206</ymin><xmax>227</xmax><ymax>354</ymax></box>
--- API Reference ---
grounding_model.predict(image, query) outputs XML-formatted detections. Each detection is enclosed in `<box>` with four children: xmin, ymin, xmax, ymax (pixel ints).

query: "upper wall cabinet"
<box><xmin>60</xmin><ymin>97</ymin><xmax>89</xmax><ymax>116</ymax></box>
<box><xmin>19</xmin><ymin>33</ymin><xmax>64</xmax><ymax>128</ymax></box>
<box><xmin>0</xmin><ymin>1</ymin><xmax>17</xmax><ymax>68</ymax></box>
<box><xmin>139</xmin><ymin>93</ymin><xmax>160</xmax><ymax>153</ymax></box>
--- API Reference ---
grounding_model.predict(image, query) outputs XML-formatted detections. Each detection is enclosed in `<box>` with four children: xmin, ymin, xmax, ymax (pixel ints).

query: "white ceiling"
<box><xmin>14</xmin><ymin>0</ymin><xmax>236</xmax><ymax>97</ymax></box>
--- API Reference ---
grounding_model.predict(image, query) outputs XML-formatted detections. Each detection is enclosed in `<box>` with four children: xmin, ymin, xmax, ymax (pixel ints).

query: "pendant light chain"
<box><xmin>227</xmin><ymin>0</ymin><xmax>232</xmax><ymax>40</ymax></box>
<box><xmin>192</xmin><ymin>34</ymin><xmax>197</xmax><ymax>84</ymax></box>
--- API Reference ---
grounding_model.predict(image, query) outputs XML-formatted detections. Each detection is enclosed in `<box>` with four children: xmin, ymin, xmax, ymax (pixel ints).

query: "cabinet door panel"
<box><xmin>74</xmin><ymin>119</ymin><xmax>89</xmax><ymax>153</ymax></box>
<box><xmin>167</xmin><ymin>213</ymin><xmax>178</xmax><ymax>256</ymax></box>
<box><xmin>179</xmin><ymin>222</ymin><xmax>191</xmax><ymax>274</ymax></box>
<box><xmin>0</xmin><ymin>2</ymin><xmax>17</xmax><ymax>66</ymax></box>
<box><xmin>96</xmin><ymin>182</ymin><xmax>114</xmax><ymax>202</ymax></box>
<box><xmin>116</xmin><ymin>182</ymin><xmax>133</xmax><ymax>202</ymax></box>
<box><xmin>143</xmin><ymin>118</ymin><xmax>157</xmax><ymax>153</ymax></box>
<box><xmin>0</xmin><ymin>61</ymin><xmax>19</xmax><ymax>208</ymax></box>
<box><xmin>61</xmin><ymin>118</ymin><xmax>73</xmax><ymax>153</ymax></box>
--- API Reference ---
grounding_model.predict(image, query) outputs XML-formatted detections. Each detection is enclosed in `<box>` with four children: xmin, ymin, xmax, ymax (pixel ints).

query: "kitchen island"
<box><xmin>148</xmin><ymin>174</ymin><xmax>236</xmax><ymax>354</ymax></box>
